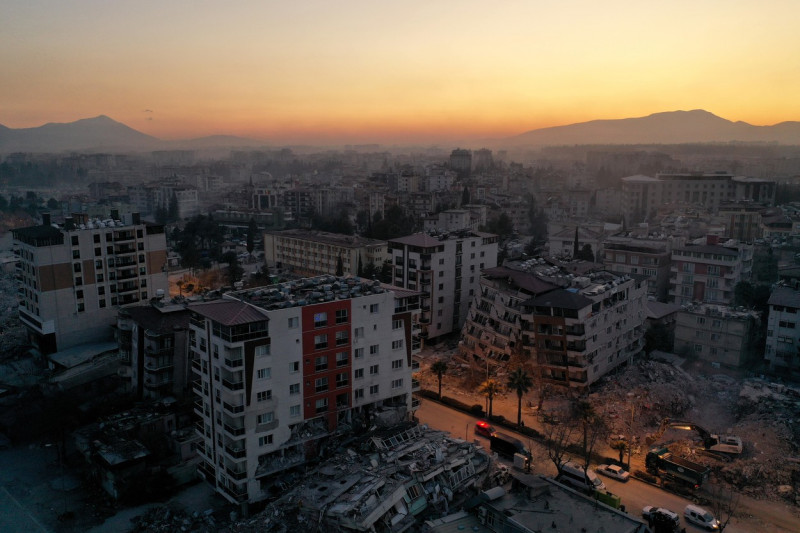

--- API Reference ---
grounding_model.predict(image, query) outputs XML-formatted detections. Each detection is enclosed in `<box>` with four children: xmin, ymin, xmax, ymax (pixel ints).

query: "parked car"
<box><xmin>474</xmin><ymin>420</ymin><xmax>495</xmax><ymax>438</ymax></box>
<box><xmin>642</xmin><ymin>506</ymin><xmax>680</xmax><ymax>532</ymax></box>
<box><xmin>684</xmin><ymin>504</ymin><xmax>720</xmax><ymax>530</ymax></box>
<box><xmin>595</xmin><ymin>463</ymin><xmax>630</xmax><ymax>481</ymax></box>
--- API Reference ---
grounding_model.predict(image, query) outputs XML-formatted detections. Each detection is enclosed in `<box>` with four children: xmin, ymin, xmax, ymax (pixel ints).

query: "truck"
<box><xmin>490</xmin><ymin>432</ymin><xmax>531</xmax><ymax>461</ymax></box>
<box><xmin>648</xmin><ymin>418</ymin><xmax>743</xmax><ymax>458</ymax></box>
<box><xmin>645</xmin><ymin>446</ymin><xmax>711</xmax><ymax>489</ymax></box>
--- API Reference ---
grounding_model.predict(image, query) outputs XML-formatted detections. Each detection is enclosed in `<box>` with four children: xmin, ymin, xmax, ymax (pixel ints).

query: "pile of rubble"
<box><xmin>129</xmin><ymin>506</ymin><xmax>219</xmax><ymax>532</ymax></box>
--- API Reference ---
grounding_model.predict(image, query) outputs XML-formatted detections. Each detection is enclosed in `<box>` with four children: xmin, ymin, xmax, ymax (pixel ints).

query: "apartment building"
<box><xmin>116</xmin><ymin>302</ymin><xmax>191</xmax><ymax>400</ymax></box>
<box><xmin>718</xmin><ymin>201</ymin><xmax>766</xmax><ymax>243</ymax></box>
<box><xmin>388</xmin><ymin>230</ymin><xmax>498</xmax><ymax>342</ymax></box>
<box><xmin>603</xmin><ymin>235</ymin><xmax>672</xmax><ymax>301</ymax></box>
<box><xmin>423</xmin><ymin>209</ymin><xmax>477</xmax><ymax>233</ymax></box>
<box><xmin>622</xmin><ymin>172</ymin><xmax>776</xmax><ymax>222</ymax></box>
<box><xmin>263</xmin><ymin>229</ymin><xmax>386</xmax><ymax>276</ymax></box>
<box><xmin>190</xmin><ymin>276</ymin><xmax>419</xmax><ymax>504</ymax></box>
<box><xmin>765</xmin><ymin>286</ymin><xmax>800</xmax><ymax>372</ymax></box>
<box><xmin>13</xmin><ymin>212</ymin><xmax>169</xmax><ymax>354</ymax></box>
<box><xmin>674</xmin><ymin>303</ymin><xmax>760</xmax><ymax>368</ymax></box>
<box><xmin>669</xmin><ymin>235</ymin><xmax>753</xmax><ymax>305</ymax></box>
<box><xmin>526</xmin><ymin>270</ymin><xmax>647</xmax><ymax>388</ymax></box>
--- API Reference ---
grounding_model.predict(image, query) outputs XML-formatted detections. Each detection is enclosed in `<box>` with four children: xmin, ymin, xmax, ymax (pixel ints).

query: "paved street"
<box><xmin>417</xmin><ymin>398</ymin><xmax>799</xmax><ymax>532</ymax></box>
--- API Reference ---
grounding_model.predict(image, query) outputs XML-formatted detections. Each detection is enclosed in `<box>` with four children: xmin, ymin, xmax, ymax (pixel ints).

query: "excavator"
<box><xmin>646</xmin><ymin>418</ymin><xmax>743</xmax><ymax>459</ymax></box>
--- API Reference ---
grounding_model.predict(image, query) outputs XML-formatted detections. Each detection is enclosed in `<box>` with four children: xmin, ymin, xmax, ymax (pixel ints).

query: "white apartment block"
<box><xmin>263</xmin><ymin>229</ymin><xmax>386</xmax><ymax>276</ymax></box>
<box><xmin>423</xmin><ymin>209</ymin><xmax>477</xmax><ymax>233</ymax></box>
<box><xmin>13</xmin><ymin>212</ymin><xmax>169</xmax><ymax>355</ymax></box>
<box><xmin>190</xmin><ymin>277</ymin><xmax>420</xmax><ymax>505</ymax></box>
<box><xmin>388</xmin><ymin>231</ymin><xmax>498</xmax><ymax>342</ymax></box>
<box><xmin>765</xmin><ymin>286</ymin><xmax>800</xmax><ymax>372</ymax></box>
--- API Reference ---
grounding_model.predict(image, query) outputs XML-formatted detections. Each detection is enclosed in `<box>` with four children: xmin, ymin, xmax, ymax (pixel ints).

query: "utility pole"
<box><xmin>627</xmin><ymin>402</ymin><xmax>634</xmax><ymax>470</ymax></box>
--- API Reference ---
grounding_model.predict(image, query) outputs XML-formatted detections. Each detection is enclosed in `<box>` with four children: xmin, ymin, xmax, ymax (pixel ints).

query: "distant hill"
<box><xmin>508</xmin><ymin>110</ymin><xmax>800</xmax><ymax>146</ymax></box>
<box><xmin>0</xmin><ymin>115</ymin><xmax>162</xmax><ymax>153</ymax></box>
<box><xmin>0</xmin><ymin>116</ymin><xmax>269</xmax><ymax>154</ymax></box>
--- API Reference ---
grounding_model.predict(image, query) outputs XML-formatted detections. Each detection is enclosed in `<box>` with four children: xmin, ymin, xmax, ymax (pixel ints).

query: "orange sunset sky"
<box><xmin>2</xmin><ymin>0</ymin><xmax>799</xmax><ymax>144</ymax></box>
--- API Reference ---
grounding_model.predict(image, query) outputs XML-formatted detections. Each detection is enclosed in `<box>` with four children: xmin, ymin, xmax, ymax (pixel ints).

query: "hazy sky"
<box><xmin>2</xmin><ymin>0</ymin><xmax>798</xmax><ymax>144</ymax></box>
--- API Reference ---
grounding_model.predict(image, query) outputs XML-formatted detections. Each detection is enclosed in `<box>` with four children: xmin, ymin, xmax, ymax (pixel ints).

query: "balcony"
<box><xmin>114</xmin><ymin>243</ymin><xmax>137</xmax><ymax>255</ymax></box>
<box><xmin>191</xmin><ymin>359</ymin><xmax>202</xmax><ymax>373</ymax></box>
<box><xmin>411</xmin><ymin>360</ymin><xmax>420</xmax><ymax>371</ymax></box>
<box><xmin>224</xmin><ymin>356</ymin><xmax>244</xmax><ymax>369</ymax></box>
<box><xmin>223</xmin><ymin>422</ymin><xmax>246</xmax><ymax>438</ymax></box>
<box><xmin>193</xmin><ymin>399</ymin><xmax>204</xmax><ymax>416</ymax></box>
<box><xmin>412</xmin><ymin>379</ymin><xmax>420</xmax><ymax>391</ymax></box>
<box><xmin>224</xmin><ymin>444</ymin><xmax>247</xmax><ymax>460</ymax></box>
<box><xmin>411</xmin><ymin>397</ymin><xmax>421</xmax><ymax>410</ymax></box>
<box><xmin>226</xmin><ymin>466</ymin><xmax>248</xmax><ymax>481</ymax></box>
<box><xmin>192</xmin><ymin>379</ymin><xmax>203</xmax><ymax>394</ymax></box>
<box><xmin>222</xmin><ymin>378</ymin><xmax>245</xmax><ymax>391</ymax></box>
<box><xmin>219</xmin><ymin>483</ymin><xmax>248</xmax><ymax>503</ymax></box>
<box><xmin>223</xmin><ymin>401</ymin><xmax>245</xmax><ymax>415</ymax></box>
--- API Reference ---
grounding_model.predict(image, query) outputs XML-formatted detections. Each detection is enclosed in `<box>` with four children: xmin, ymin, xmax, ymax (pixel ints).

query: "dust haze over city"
<box><xmin>1</xmin><ymin>1</ymin><xmax>800</xmax><ymax>532</ymax></box>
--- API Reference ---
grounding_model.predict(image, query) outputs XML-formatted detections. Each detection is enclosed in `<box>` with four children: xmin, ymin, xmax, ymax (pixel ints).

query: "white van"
<box><xmin>557</xmin><ymin>461</ymin><xmax>606</xmax><ymax>492</ymax></box>
<box><xmin>684</xmin><ymin>504</ymin><xmax>720</xmax><ymax>530</ymax></box>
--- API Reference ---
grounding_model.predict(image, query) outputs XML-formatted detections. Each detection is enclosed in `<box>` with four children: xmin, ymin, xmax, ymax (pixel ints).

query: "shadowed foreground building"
<box><xmin>190</xmin><ymin>276</ymin><xmax>421</xmax><ymax>505</ymax></box>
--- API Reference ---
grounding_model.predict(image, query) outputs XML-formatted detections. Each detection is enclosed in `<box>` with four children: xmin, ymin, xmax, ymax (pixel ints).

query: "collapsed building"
<box><xmin>243</xmin><ymin>424</ymin><xmax>492</xmax><ymax>532</ymax></box>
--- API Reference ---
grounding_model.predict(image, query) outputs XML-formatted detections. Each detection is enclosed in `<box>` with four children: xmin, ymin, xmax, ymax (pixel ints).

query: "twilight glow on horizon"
<box><xmin>2</xmin><ymin>0</ymin><xmax>799</xmax><ymax>144</ymax></box>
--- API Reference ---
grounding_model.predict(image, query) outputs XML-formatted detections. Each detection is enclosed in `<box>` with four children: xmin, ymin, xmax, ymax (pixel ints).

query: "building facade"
<box><xmin>603</xmin><ymin>235</ymin><xmax>672</xmax><ymax>301</ymax></box>
<box><xmin>388</xmin><ymin>231</ymin><xmax>498</xmax><ymax>342</ymax></box>
<box><xmin>765</xmin><ymin>286</ymin><xmax>800</xmax><ymax>373</ymax></box>
<box><xmin>13</xmin><ymin>212</ymin><xmax>169</xmax><ymax>354</ymax></box>
<box><xmin>263</xmin><ymin>229</ymin><xmax>386</xmax><ymax>277</ymax></box>
<box><xmin>668</xmin><ymin>236</ymin><xmax>753</xmax><ymax>305</ymax></box>
<box><xmin>674</xmin><ymin>304</ymin><xmax>759</xmax><ymax>368</ymax></box>
<box><xmin>190</xmin><ymin>277</ymin><xmax>419</xmax><ymax>504</ymax></box>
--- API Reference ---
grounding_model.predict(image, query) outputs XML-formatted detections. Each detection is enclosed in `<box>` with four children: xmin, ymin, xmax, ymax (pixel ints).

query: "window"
<box><xmin>369</xmin><ymin>344</ymin><xmax>379</xmax><ymax>355</ymax></box>
<box><xmin>336</xmin><ymin>373</ymin><xmax>348</xmax><ymax>388</ymax></box>
<box><xmin>314</xmin><ymin>334</ymin><xmax>328</xmax><ymax>350</ymax></box>
<box><xmin>255</xmin><ymin>344</ymin><xmax>270</xmax><ymax>357</ymax></box>
<box><xmin>290</xmin><ymin>405</ymin><xmax>301</xmax><ymax>418</ymax></box>
<box><xmin>354</xmin><ymin>347</ymin><xmax>364</xmax><ymax>359</ymax></box>
<box><xmin>73</xmin><ymin>262</ymin><xmax>82</xmax><ymax>273</ymax></box>
<box><xmin>335</xmin><ymin>309</ymin><xmax>348</xmax><ymax>324</ymax></box>
<box><xmin>315</xmin><ymin>398</ymin><xmax>328</xmax><ymax>413</ymax></box>
<box><xmin>289</xmin><ymin>383</ymin><xmax>300</xmax><ymax>395</ymax></box>
<box><xmin>257</xmin><ymin>412</ymin><xmax>274</xmax><ymax>424</ymax></box>
<box><xmin>315</xmin><ymin>377</ymin><xmax>328</xmax><ymax>392</ymax></box>
<box><xmin>314</xmin><ymin>312</ymin><xmax>328</xmax><ymax>328</ymax></box>
<box><xmin>71</xmin><ymin>236</ymin><xmax>79</xmax><ymax>246</ymax></box>
<box><xmin>291</xmin><ymin>361</ymin><xmax>300</xmax><ymax>373</ymax></box>
<box><xmin>336</xmin><ymin>330</ymin><xmax>349</xmax><ymax>345</ymax></box>
<box><xmin>392</xmin><ymin>339</ymin><xmax>403</xmax><ymax>350</ymax></box>
<box><xmin>258</xmin><ymin>435</ymin><xmax>273</xmax><ymax>446</ymax></box>
<box><xmin>77</xmin><ymin>302</ymin><xmax>85</xmax><ymax>313</ymax></box>
<box><xmin>257</xmin><ymin>390</ymin><xmax>272</xmax><ymax>402</ymax></box>
<box><xmin>369</xmin><ymin>384</ymin><xmax>379</xmax><ymax>395</ymax></box>
<box><xmin>392</xmin><ymin>319</ymin><xmax>403</xmax><ymax>330</ymax></box>
<box><xmin>354</xmin><ymin>326</ymin><xmax>364</xmax><ymax>339</ymax></box>
<box><xmin>336</xmin><ymin>351</ymin><xmax>348</xmax><ymax>367</ymax></box>
<box><xmin>369</xmin><ymin>364</ymin><xmax>379</xmax><ymax>375</ymax></box>
<box><xmin>288</xmin><ymin>316</ymin><xmax>299</xmax><ymax>329</ymax></box>
<box><xmin>392</xmin><ymin>359</ymin><xmax>403</xmax><ymax>369</ymax></box>
<box><xmin>257</xmin><ymin>368</ymin><xmax>271</xmax><ymax>379</ymax></box>
<box><xmin>439</xmin><ymin>271</ymin><xmax>444</xmax><ymax>277</ymax></box>
<box><xmin>315</xmin><ymin>356</ymin><xmax>328</xmax><ymax>372</ymax></box>
<box><xmin>354</xmin><ymin>388</ymin><xmax>364</xmax><ymax>400</ymax></box>
<box><xmin>391</xmin><ymin>379</ymin><xmax>403</xmax><ymax>389</ymax></box>
<box><xmin>76</xmin><ymin>289</ymin><xmax>84</xmax><ymax>299</ymax></box>
<box><xmin>99</xmin><ymin>299</ymin><xmax>106</xmax><ymax>308</ymax></box>
<box><xmin>438</xmin><ymin>296</ymin><xmax>444</xmax><ymax>303</ymax></box>
<box><xmin>93</xmin><ymin>234</ymin><xmax>100</xmax><ymax>243</ymax></box>
<box><xmin>370</xmin><ymin>303</ymin><xmax>379</xmax><ymax>314</ymax></box>
<box><xmin>355</xmin><ymin>368</ymin><xmax>364</xmax><ymax>379</ymax></box>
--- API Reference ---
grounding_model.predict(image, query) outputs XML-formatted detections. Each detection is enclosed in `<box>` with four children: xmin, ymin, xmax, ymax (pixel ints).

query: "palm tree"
<box><xmin>479</xmin><ymin>379</ymin><xmax>503</xmax><ymax>419</ymax></box>
<box><xmin>431</xmin><ymin>360</ymin><xmax>447</xmax><ymax>400</ymax></box>
<box><xmin>507</xmin><ymin>367</ymin><xmax>533</xmax><ymax>426</ymax></box>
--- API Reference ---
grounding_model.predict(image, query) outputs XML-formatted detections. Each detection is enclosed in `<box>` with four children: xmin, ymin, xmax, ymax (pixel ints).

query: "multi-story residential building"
<box><xmin>263</xmin><ymin>229</ymin><xmax>386</xmax><ymax>276</ymax></box>
<box><xmin>622</xmin><ymin>172</ymin><xmax>776</xmax><ymax>223</ymax></box>
<box><xmin>668</xmin><ymin>235</ymin><xmax>753</xmax><ymax>305</ymax></box>
<box><xmin>674</xmin><ymin>303</ymin><xmax>760</xmax><ymax>368</ymax></box>
<box><xmin>116</xmin><ymin>302</ymin><xmax>191</xmax><ymax>400</ymax></box>
<box><xmin>13</xmin><ymin>212</ymin><xmax>169</xmax><ymax>354</ymax></box>
<box><xmin>603</xmin><ymin>234</ymin><xmax>672</xmax><ymax>301</ymax></box>
<box><xmin>765</xmin><ymin>286</ymin><xmax>800</xmax><ymax>373</ymax></box>
<box><xmin>718</xmin><ymin>201</ymin><xmax>766</xmax><ymax>243</ymax></box>
<box><xmin>388</xmin><ymin>231</ymin><xmax>498</xmax><ymax>342</ymax></box>
<box><xmin>155</xmin><ymin>183</ymin><xmax>200</xmax><ymax>219</ymax></box>
<box><xmin>526</xmin><ymin>270</ymin><xmax>647</xmax><ymax>388</ymax></box>
<box><xmin>189</xmin><ymin>276</ymin><xmax>419</xmax><ymax>505</ymax></box>
<box><xmin>423</xmin><ymin>209</ymin><xmax>477</xmax><ymax>233</ymax></box>
<box><xmin>459</xmin><ymin>265</ymin><xmax>557</xmax><ymax>372</ymax></box>
<box><xmin>449</xmin><ymin>149</ymin><xmax>472</xmax><ymax>176</ymax></box>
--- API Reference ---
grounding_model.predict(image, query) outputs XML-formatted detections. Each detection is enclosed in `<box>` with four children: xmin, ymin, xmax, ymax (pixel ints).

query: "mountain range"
<box><xmin>2</xmin><ymin>110</ymin><xmax>800</xmax><ymax>153</ymax></box>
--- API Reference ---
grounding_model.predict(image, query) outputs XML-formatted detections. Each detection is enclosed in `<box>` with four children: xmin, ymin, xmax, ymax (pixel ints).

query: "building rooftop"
<box><xmin>190</xmin><ymin>300</ymin><xmax>270</xmax><ymax>326</ymax></box>
<box><xmin>389</xmin><ymin>230</ymin><xmax>494</xmax><ymax>247</ymax></box>
<box><xmin>679</xmin><ymin>303</ymin><xmax>760</xmax><ymax>321</ymax></box>
<box><xmin>646</xmin><ymin>300</ymin><xmax>683</xmax><ymax>320</ymax></box>
<box><xmin>526</xmin><ymin>289</ymin><xmax>593</xmax><ymax>310</ymax></box>
<box><xmin>769</xmin><ymin>285</ymin><xmax>800</xmax><ymax>309</ymax></box>
<box><xmin>482</xmin><ymin>266</ymin><xmax>559</xmax><ymax>296</ymax></box>
<box><xmin>48</xmin><ymin>341</ymin><xmax>119</xmax><ymax>369</ymax></box>
<box><xmin>122</xmin><ymin>304</ymin><xmax>191</xmax><ymax>334</ymax></box>
<box><xmin>267</xmin><ymin>229</ymin><xmax>385</xmax><ymax>248</ymax></box>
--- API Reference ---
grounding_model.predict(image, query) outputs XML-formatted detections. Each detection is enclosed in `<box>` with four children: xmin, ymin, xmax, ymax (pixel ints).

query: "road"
<box><xmin>417</xmin><ymin>399</ymin><xmax>798</xmax><ymax>533</ymax></box>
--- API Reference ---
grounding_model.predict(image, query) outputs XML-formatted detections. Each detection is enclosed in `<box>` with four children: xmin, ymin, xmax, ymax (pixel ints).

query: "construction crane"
<box><xmin>646</xmin><ymin>418</ymin><xmax>743</xmax><ymax>458</ymax></box>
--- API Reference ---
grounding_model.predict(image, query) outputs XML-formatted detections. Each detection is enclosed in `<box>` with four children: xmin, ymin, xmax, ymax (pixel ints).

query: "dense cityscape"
<box><xmin>0</xmin><ymin>137</ymin><xmax>799</xmax><ymax>532</ymax></box>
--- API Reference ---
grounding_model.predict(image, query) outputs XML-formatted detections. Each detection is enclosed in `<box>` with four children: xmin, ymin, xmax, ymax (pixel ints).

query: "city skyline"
<box><xmin>2</xmin><ymin>0</ymin><xmax>799</xmax><ymax>144</ymax></box>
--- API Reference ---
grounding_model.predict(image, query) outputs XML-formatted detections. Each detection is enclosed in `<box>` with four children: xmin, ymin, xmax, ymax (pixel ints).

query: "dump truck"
<box><xmin>645</xmin><ymin>447</ymin><xmax>711</xmax><ymax>489</ymax></box>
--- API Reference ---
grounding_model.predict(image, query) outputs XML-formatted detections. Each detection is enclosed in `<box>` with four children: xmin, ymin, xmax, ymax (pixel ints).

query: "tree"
<box><xmin>246</xmin><ymin>217</ymin><xmax>258</xmax><ymax>254</ymax></box>
<box><xmin>461</xmin><ymin>186</ymin><xmax>470</xmax><ymax>206</ymax></box>
<box><xmin>573</xmin><ymin>226</ymin><xmax>580</xmax><ymax>257</ymax></box>
<box><xmin>46</xmin><ymin>198</ymin><xmax>60</xmax><ymax>210</ymax></box>
<box><xmin>571</xmin><ymin>399</ymin><xmax>596</xmax><ymax>459</ymax></box>
<box><xmin>485</xmin><ymin>212</ymin><xmax>514</xmax><ymax>237</ymax></box>
<box><xmin>644</xmin><ymin>322</ymin><xmax>673</xmax><ymax>354</ymax></box>
<box><xmin>706</xmin><ymin>481</ymin><xmax>741</xmax><ymax>532</ymax></box>
<box><xmin>543</xmin><ymin>418</ymin><xmax>575</xmax><ymax>476</ymax></box>
<box><xmin>176</xmin><ymin>279</ymin><xmax>185</xmax><ymax>297</ymax></box>
<box><xmin>222</xmin><ymin>251</ymin><xmax>243</xmax><ymax>286</ymax></box>
<box><xmin>336</xmin><ymin>254</ymin><xmax>344</xmax><ymax>276</ymax></box>
<box><xmin>168</xmin><ymin>192</ymin><xmax>179</xmax><ymax>221</ymax></box>
<box><xmin>357</xmin><ymin>254</ymin><xmax>364</xmax><ymax>277</ymax></box>
<box><xmin>431</xmin><ymin>360</ymin><xmax>447</xmax><ymax>400</ymax></box>
<box><xmin>479</xmin><ymin>379</ymin><xmax>503</xmax><ymax>419</ymax></box>
<box><xmin>576</xmin><ymin>243</ymin><xmax>594</xmax><ymax>262</ymax></box>
<box><xmin>507</xmin><ymin>367</ymin><xmax>533</xmax><ymax>426</ymax></box>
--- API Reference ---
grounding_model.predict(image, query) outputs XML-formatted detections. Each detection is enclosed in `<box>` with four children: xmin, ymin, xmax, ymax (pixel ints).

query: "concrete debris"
<box><xmin>130</xmin><ymin>506</ymin><xmax>218</xmax><ymax>533</ymax></box>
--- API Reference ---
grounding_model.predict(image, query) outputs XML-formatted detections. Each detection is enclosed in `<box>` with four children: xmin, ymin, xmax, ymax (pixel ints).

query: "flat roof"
<box><xmin>48</xmin><ymin>341</ymin><xmax>119</xmax><ymax>369</ymax></box>
<box><xmin>267</xmin><ymin>229</ymin><xmax>385</xmax><ymax>248</ymax></box>
<box><xmin>190</xmin><ymin>300</ymin><xmax>270</xmax><ymax>326</ymax></box>
<box><xmin>769</xmin><ymin>286</ymin><xmax>800</xmax><ymax>308</ymax></box>
<box><xmin>526</xmin><ymin>289</ymin><xmax>593</xmax><ymax>310</ymax></box>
